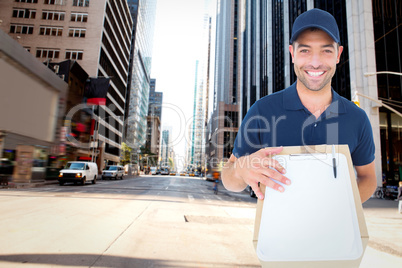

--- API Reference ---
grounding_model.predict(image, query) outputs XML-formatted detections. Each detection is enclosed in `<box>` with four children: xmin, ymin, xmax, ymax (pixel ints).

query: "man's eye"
<box><xmin>299</xmin><ymin>49</ymin><xmax>308</xmax><ymax>53</ymax></box>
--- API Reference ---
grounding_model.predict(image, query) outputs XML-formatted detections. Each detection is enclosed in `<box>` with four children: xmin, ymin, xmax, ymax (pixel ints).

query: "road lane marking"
<box><xmin>203</xmin><ymin>196</ymin><xmax>212</xmax><ymax>203</ymax></box>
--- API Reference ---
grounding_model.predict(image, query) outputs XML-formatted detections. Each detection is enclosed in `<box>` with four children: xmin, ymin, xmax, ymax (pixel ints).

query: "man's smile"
<box><xmin>306</xmin><ymin>71</ymin><xmax>325</xmax><ymax>77</ymax></box>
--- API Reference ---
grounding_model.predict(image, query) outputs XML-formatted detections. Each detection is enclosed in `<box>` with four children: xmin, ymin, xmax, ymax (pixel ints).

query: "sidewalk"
<box><xmin>362</xmin><ymin>198</ymin><xmax>402</xmax><ymax>257</ymax></box>
<box><xmin>0</xmin><ymin>179</ymin><xmax>58</xmax><ymax>189</ymax></box>
<box><xmin>1</xmin><ymin>178</ymin><xmax>401</xmax><ymax>259</ymax></box>
<box><xmin>1</xmin><ymin>174</ymin><xmax>141</xmax><ymax>189</ymax></box>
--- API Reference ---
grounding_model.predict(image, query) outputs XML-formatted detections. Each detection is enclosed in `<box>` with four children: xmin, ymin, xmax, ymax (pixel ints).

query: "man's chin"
<box><xmin>299</xmin><ymin>80</ymin><xmax>326</xmax><ymax>92</ymax></box>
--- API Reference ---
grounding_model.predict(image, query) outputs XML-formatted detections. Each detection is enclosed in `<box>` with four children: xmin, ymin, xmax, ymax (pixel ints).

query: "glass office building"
<box><xmin>126</xmin><ymin>0</ymin><xmax>157</xmax><ymax>150</ymax></box>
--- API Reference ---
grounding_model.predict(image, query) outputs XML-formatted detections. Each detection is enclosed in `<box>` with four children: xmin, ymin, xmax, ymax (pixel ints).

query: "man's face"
<box><xmin>289</xmin><ymin>29</ymin><xmax>343</xmax><ymax>92</ymax></box>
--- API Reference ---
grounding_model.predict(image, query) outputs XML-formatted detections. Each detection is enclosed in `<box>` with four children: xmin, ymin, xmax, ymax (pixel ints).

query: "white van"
<box><xmin>102</xmin><ymin>165</ymin><xmax>125</xmax><ymax>180</ymax></box>
<box><xmin>150</xmin><ymin>166</ymin><xmax>157</xmax><ymax>175</ymax></box>
<box><xmin>58</xmin><ymin>161</ymin><xmax>98</xmax><ymax>186</ymax></box>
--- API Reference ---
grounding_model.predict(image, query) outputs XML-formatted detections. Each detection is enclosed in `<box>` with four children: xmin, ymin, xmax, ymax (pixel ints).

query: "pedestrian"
<box><xmin>221</xmin><ymin>8</ymin><xmax>377</xmax><ymax>203</ymax></box>
<box><xmin>396</xmin><ymin>181</ymin><xmax>402</xmax><ymax>201</ymax></box>
<box><xmin>213</xmin><ymin>171</ymin><xmax>220</xmax><ymax>194</ymax></box>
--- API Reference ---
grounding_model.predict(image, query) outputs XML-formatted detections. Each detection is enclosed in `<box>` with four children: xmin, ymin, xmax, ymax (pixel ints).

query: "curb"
<box><xmin>1</xmin><ymin>180</ymin><xmax>59</xmax><ymax>189</ymax></box>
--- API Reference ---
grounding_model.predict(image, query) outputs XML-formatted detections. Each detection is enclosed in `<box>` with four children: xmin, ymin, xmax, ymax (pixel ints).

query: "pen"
<box><xmin>332</xmin><ymin>145</ymin><xmax>337</xmax><ymax>178</ymax></box>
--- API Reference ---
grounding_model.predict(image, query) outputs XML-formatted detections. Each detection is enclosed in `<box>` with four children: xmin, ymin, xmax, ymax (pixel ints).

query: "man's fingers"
<box><xmin>261</xmin><ymin>158</ymin><xmax>286</xmax><ymax>174</ymax></box>
<box><xmin>260</xmin><ymin>167</ymin><xmax>290</xmax><ymax>185</ymax></box>
<box><xmin>251</xmin><ymin>177</ymin><xmax>285</xmax><ymax>200</ymax></box>
<box><xmin>251</xmin><ymin>172</ymin><xmax>289</xmax><ymax>199</ymax></box>
<box><xmin>251</xmin><ymin>183</ymin><xmax>264</xmax><ymax>200</ymax></box>
<box><xmin>262</xmin><ymin>146</ymin><xmax>283</xmax><ymax>157</ymax></box>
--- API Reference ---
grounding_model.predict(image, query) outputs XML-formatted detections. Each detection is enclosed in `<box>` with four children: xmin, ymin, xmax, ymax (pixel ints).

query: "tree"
<box><xmin>120</xmin><ymin>142</ymin><xmax>132</xmax><ymax>166</ymax></box>
<box><xmin>168</xmin><ymin>157</ymin><xmax>174</xmax><ymax>170</ymax></box>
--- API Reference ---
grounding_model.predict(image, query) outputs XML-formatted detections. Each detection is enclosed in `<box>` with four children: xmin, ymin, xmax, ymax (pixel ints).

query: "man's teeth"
<box><xmin>307</xmin><ymin>71</ymin><xmax>324</xmax><ymax>77</ymax></box>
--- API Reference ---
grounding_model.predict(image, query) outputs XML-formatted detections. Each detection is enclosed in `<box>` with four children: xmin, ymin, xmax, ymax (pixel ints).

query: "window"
<box><xmin>65</xmin><ymin>50</ymin><xmax>83</xmax><ymax>60</ymax></box>
<box><xmin>70</xmin><ymin>13</ymin><xmax>88</xmax><ymax>22</ymax></box>
<box><xmin>10</xmin><ymin>24</ymin><xmax>34</xmax><ymax>34</ymax></box>
<box><xmin>39</xmin><ymin>26</ymin><xmax>63</xmax><ymax>36</ymax></box>
<box><xmin>36</xmin><ymin>48</ymin><xmax>60</xmax><ymax>59</ymax></box>
<box><xmin>42</xmin><ymin>11</ymin><xmax>65</xmax><ymax>21</ymax></box>
<box><xmin>12</xmin><ymin>9</ymin><xmax>36</xmax><ymax>19</ymax></box>
<box><xmin>44</xmin><ymin>0</ymin><xmax>65</xmax><ymax>4</ymax></box>
<box><xmin>72</xmin><ymin>0</ymin><xmax>89</xmax><ymax>7</ymax></box>
<box><xmin>15</xmin><ymin>0</ymin><xmax>38</xmax><ymax>3</ymax></box>
<box><xmin>68</xmin><ymin>28</ymin><xmax>86</xmax><ymax>38</ymax></box>
<box><xmin>23</xmin><ymin>47</ymin><xmax>31</xmax><ymax>52</ymax></box>
<box><xmin>224</xmin><ymin>111</ymin><xmax>239</xmax><ymax>128</ymax></box>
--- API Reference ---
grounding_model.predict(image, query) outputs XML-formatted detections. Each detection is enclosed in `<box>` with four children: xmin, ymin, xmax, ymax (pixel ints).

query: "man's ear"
<box><xmin>336</xmin><ymin>45</ymin><xmax>344</xmax><ymax>64</ymax></box>
<box><xmin>289</xmin><ymin>44</ymin><xmax>295</xmax><ymax>63</ymax></box>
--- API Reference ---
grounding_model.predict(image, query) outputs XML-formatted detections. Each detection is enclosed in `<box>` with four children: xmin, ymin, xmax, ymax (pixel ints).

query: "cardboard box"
<box><xmin>253</xmin><ymin>145</ymin><xmax>368</xmax><ymax>268</ymax></box>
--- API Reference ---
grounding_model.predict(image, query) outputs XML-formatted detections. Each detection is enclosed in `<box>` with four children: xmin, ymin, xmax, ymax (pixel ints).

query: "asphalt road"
<box><xmin>0</xmin><ymin>175</ymin><xmax>401</xmax><ymax>267</ymax></box>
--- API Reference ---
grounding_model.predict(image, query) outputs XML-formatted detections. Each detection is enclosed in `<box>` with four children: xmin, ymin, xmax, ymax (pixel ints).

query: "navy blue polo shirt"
<box><xmin>233</xmin><ymin>83</ymin><xmax>375</xmax><ymax>166</ymax></box>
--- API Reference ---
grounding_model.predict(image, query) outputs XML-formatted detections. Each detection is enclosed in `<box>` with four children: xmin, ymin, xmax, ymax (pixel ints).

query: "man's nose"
<box><xmin>310</xmin><ymin>52</ymin><xmax>322</xmax><ymax>68</ymax></box>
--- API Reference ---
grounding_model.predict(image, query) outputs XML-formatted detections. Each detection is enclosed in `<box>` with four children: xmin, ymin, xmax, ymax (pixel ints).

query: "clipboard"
<box><xmin>253</xmin><ymin>145</ymin><xmax>368</xmax><ymax>268</ymax></box>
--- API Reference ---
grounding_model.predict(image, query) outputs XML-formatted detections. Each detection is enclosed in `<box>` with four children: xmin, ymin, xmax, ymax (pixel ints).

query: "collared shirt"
<box><xmin>233</xmin><ymin>82</ymin><xmax>375</xmax><ymax>166</ymax></box>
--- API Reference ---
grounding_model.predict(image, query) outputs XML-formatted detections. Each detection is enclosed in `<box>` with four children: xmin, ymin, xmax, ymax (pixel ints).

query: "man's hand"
<box><xmin>221</xmin><ymin>147</ymin><xmax>290</xmax><ymax>199</ymax></box>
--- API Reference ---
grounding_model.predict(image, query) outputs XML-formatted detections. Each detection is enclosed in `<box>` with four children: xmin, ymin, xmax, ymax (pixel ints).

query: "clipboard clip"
<box><xmin>289</xmin><ymin>153</ymin><xmax>328</xmax><ymax>160</ymax></box>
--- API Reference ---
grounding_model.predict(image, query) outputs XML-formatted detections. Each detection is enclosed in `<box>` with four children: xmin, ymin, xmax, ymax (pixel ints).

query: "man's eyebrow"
<box><xmin>296</xmin><ymin>44</ymin><xmax>336</xmax><ymax>49</ymax></box>
<box><xmin>322</xmin><ymin>44</ymin><xmax>336</xmax><ymax>49</ymax></box>
<box><xmin>296</xmin><ymin>44</ymin><xmax>310</xmax><ymax>48</ymax></box>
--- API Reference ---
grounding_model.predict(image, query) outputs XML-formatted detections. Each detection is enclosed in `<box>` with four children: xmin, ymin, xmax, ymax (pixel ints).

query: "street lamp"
<box><xmin>364</xmin><ymin>71</ymin><xmax>402</xmax><ymax>77</ymax></box>
<box><xmin>361</xmin><ymin>71</ymin><xmax>402</xmax><ymax>118</ymax></box>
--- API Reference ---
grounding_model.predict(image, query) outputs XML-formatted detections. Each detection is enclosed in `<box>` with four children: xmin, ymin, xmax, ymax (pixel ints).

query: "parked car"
<box><xmin>58</xmin><ymin>161</ymin><xmax>98</xmax><ymax>186</ymax></box>
<box><xmin>205</xmin><ymin>173</ymin><xmax>214</xmax><ymax>181</ymax></box>
<box><xmin>150</xmin><ymin>166</ymin><xmax>157</xmax><ymax>175</ymax></box>
<box><xmin>102</xmin><ymin>165</ymin><xmax>124</xmax><ymax>180</ymax></box>
<box><xmin>161</xmin><ymin>168</ymin><xmax>170</xmax><ymax>175</ymax></box>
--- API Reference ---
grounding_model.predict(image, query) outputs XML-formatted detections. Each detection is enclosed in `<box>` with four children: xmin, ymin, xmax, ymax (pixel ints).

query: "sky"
<box><xmin>151</xmin><ymin>0</ymin><xmax>214</xmax><ymax>168</ymax></box>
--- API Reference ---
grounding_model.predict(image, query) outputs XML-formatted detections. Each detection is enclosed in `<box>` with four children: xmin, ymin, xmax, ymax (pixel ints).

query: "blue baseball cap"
<box><xmin>290</xmin><ymin>8</ymin><xmax>340</xmax><ymax>44</ymax></box>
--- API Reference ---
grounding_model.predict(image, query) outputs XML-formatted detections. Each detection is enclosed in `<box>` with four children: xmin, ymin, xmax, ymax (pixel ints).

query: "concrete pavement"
<box><xmin>0</xmin><ymin>176</ymin><xmax>401</xmax><ymax>267</ymax></box>
<box><xmin>362</xmin><ymin>197</ymin><xmax>402</xmax><ymax>257</ymax></box>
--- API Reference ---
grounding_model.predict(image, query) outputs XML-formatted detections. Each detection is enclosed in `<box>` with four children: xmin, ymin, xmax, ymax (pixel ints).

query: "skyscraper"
<box><xmin>125</xmin><ymin>0</ymin><xmax>157</xmax><ymax>153</ymax></box>
<box><xmin>207</xmin><ymin>0</ymin><xmax>240</xmax><ymax>166</ymax></box>
<box><xmin>148</xmin><ymin>78</ymin><xmax>163</xmax><ymax>120</ymax></box>
<box><xmin>145</xmin><ymin>78</ymin><xmax>162</xmax><ymax>156</ymax></box>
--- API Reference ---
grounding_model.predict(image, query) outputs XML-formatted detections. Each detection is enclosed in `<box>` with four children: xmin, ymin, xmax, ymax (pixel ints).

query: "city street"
<box><xmin>0</xmin><ymin>175</ymin><xmax>401</xmax><ymax>267</ymax></box>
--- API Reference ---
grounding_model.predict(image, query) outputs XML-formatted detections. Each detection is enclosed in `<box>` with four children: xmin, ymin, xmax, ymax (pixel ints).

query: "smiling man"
<box><xmin>221</xmin><ymin>8</ymin><xmax>377</xmax><ymax>203</ymax></box>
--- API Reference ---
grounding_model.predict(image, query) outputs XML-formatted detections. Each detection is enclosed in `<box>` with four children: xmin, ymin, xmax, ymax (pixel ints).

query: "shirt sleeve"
<box><xmin>351</xmin><ymin>111</ymin><xmax>375</xmax><ymax>166</ymax></box>
<box><xmin>232</xmin><ymin>103</ymin><xmax>265</xmax><ymax>158</ymax></box>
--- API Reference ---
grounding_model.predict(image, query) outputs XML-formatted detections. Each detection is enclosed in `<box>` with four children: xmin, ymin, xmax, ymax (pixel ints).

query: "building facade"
<box><xmin>0</xmin><ymin>0</ymin><xmax>134</xmax><ymax>164</ymax></box>
<box><xmin>148</xmin><ymin>78</ymin><xmax>163</xmax><ymax>121</ymax></box>
<box><xmin>125</xmin><ymin>0</ymin><xmax>157</xmax><ymax>154</ymax></box>
<box><xmin>0</xmin><ymin>29</ymin><xmax>68</xmax><ymax>181</ymax></box>
<box><xmin>160</xmin><ymin>129</ymin><xmax>170</xmax><ymax>167</ymax></box>
<box><xmin>144</xmin><ymin>78</ymin><xmax>162</xmax><ymax>157</ymax></box>
<box><xmin>237</xmin><ymin>0</ymin><xmax>401</xmax><ymax>185</ymax></box>
<box><xmin>207</xmin><ymin>0</ymin><xmax>240</xmax><ymax>167</ymax></box>
<box><xmin>145</xmin><ymin>115</ymin><xmax>160</xmax><ymax>156</ymax></box>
